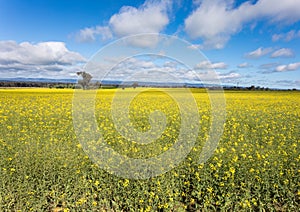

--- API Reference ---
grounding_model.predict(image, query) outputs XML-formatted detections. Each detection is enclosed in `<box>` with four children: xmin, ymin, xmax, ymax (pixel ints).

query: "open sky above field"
<box><xmin>0</xmin><ymin>0</ymin><xmax>300</xmax><ymax>89</ymax></box>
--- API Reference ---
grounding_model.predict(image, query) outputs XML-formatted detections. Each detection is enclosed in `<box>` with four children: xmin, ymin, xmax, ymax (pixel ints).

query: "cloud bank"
<box><xmin>0</xmin><ymin>41</ymin><xmax>86</xmax><ymax>78</ymax></box>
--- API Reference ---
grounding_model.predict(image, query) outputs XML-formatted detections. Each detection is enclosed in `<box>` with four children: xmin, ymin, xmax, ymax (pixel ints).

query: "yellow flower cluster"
<box><xmin>0</xmin><ymin>88</ymin><xmax>299</xmax><ymax>211</ymax></box>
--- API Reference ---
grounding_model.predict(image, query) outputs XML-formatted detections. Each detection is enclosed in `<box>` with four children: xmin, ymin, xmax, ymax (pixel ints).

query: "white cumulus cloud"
<box><xmin>0</xmin><ymin>40</ymin><xmax>86</xmax><ymax>78</ymax></box>
<box><xmin>109</xmin><ymin>1</ymin><xmax>170</xmax><ymax>37</ymax></box>
<box><xmin>184</xmin><ymin>0</ymin><xmax>300</xmax><ymax>49</ymax></box>
<box><xmin>275</xmin><ymin>62</ymin><xmax>300</xmax><ymax>72</ymax></box>
<box><xmin>218</xmin><ymin>71</ymin><xmax>241</xmax><ymax>79</ymax></box>
<box><xmin>195</xmin><ymin>61</ymin><xmax>228</xmax><ymax>69</ymax></box>
<box><xmin>0</xmin><ymin>40</ymin><xmax>85</xmax><ymax>65</ymax></box>
<box><xmin>271</xmin><ymin>48</ymin><xmax>294</xmax><ymax>58</ymax></box>
<box><xmin>245</xmin><ymin>47</ymin><xmax>273</xmax><ymax>58</ymax></box>
<box><xmin>76</xmin><ymin>0</ymin><xmax>171</xmax><ymax>47</ymax></box>
<box><xmin>237</xmin><ymin>62</ymin><xmax>251</xmax><ymax>68</ymax></box>
<box><xmin>76</xmin><ymin>26</ymin><xmax>112</xmax><ymax>43</ymax></box>
<box><xmin>272</xmin><ymin>29</ymin><xmax>300</xmax><ymax>42</ymax></box>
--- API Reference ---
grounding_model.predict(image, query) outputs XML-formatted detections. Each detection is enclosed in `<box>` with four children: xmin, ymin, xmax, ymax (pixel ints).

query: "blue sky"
<box><xmin>0</xmin><ymin>0</ymin><xmax>300</xmax><ymax>88</ymax></box>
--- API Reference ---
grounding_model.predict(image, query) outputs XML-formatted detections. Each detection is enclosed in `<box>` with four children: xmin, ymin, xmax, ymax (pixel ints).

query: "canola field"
<box><xmin>0</xmin><ymin>88</ymin><xmax>299</xmax><ymax>211</ymax></box>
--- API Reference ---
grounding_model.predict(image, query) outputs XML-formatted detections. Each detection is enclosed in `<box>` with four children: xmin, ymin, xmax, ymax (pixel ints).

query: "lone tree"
<box><xmin>132</xmin><ymin>82</ymin><xmax>138</xmax><ymax>89</ymax></box>
<box><xmin>77</xmin><ymin>71</ymin><xmax>92</xmax><ymax>89</ymax></box>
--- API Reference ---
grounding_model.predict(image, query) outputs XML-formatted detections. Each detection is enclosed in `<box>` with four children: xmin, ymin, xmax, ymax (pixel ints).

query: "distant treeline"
<box><xmin>221</xmin><ymin>85</ymin><xmax>297</xmax><ymax>91</ymax></box>
<box><xmin>0</xmin><ymin>81</ymin><xmax>116</xmax><ymax>89</ymax></box>
<box><xmin>0</xmin><ymin>81</ymin><xmax>297</xmax><ymax>91</ymax></box>
<box><xmin>0</xmin><ymin>81</ymin><xmax>76</xmax><ymax>88</ymax></box>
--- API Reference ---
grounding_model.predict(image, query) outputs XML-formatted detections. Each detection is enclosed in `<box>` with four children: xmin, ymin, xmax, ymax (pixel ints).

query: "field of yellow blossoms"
<box><xmin>0</xmin><ymin>88</ymin><xmax>299</xmax><ymax>211</ymax></box>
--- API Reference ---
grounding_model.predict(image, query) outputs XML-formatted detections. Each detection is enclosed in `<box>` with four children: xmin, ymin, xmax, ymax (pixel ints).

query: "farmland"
<box><xmin>0</xmin><ymin>88</ymin><xmax>299</xmax><ymax>211</ymax></box>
